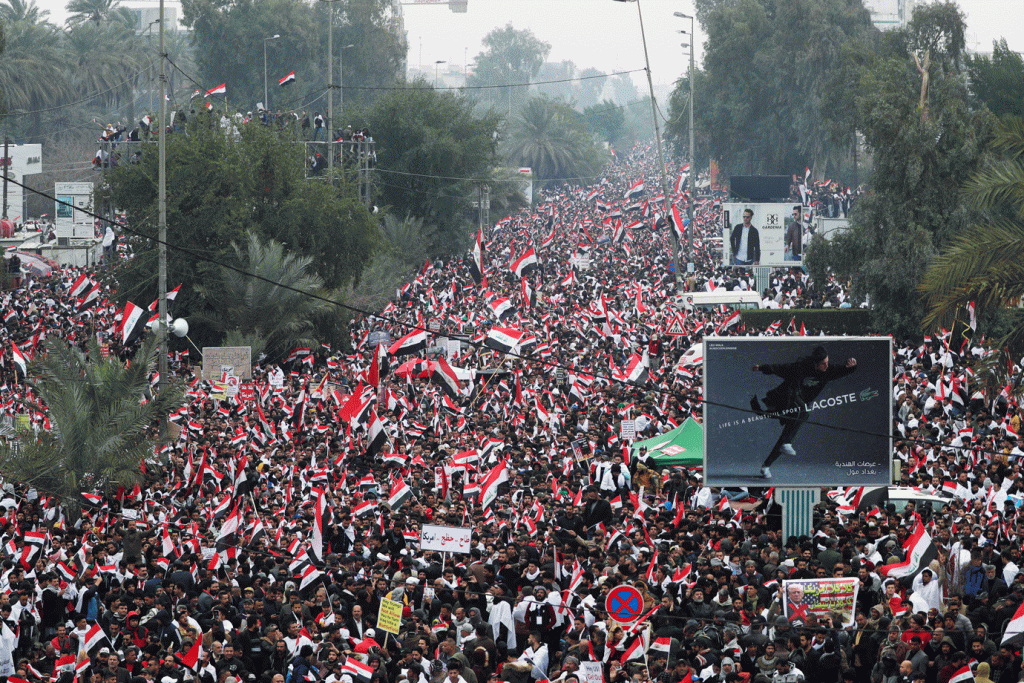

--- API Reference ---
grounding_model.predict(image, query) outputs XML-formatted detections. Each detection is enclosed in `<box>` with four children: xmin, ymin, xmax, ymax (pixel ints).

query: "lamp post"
<box><xmin>675</xmin><ymin>11</ymin><xmax>696</xmax><ymax>268</ymax></box>
<box><xmin>339</xmin><ymin>44</ymin><xmax>354</xmax><ymax>116</ymax></box>
<box><xmin>613</xmin><ymin>0</ymin><xmax>681</xmax><ymax>292</ymax></box>
<box><xmin>434</xmin><ymin>60</ymin><xmax>446</xmax><ymax>88</ymax></box>
<box><xmin>263</xmin><ymin>34</ymin><xmax>280</xmax><ymax>112</ymax></box>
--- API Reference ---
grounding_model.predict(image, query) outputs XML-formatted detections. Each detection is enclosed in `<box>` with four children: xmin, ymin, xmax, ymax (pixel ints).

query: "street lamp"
<box><xmin>613</xmin><ymin>0</ymin><xmax>681</xmax><ymax>292</ymax></box>
<box><xmin>434</xmin><ymin>60</ymin><xmax>446</xmax><ymax>89</ymax></box>
<box><xmin>264</xmin><ymin>34</ymin><xmax>280</xmax><ymax>111</ymax></box>
<box><xmin>339</xmin><ymin>44</ymin><xmax>354</xmax><ymax>116</ymax></box>
<box><xmin>675</xmin><ymin>11</ymin><xmax>696</xmax><ymax>269</ymax></box>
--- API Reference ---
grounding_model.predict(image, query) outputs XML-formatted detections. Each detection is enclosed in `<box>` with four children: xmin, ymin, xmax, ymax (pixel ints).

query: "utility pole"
<box><xmin>618</xmin><ymin>0</ymin><xmax>682</xmax><ymax>293</ymax></box>
<box><xmin>678</xmin><ymin>12</ymin><xmax>697</xmax><ymax>272</ymax></box>
<box><xmin>157</xmin><ymin>0</ymin><xmax>168</xmax><ymax>432</ymax></box>
<box><xmin>327</xmin><ymin>2</ymin><xmax>334</xmax><ymax>179</ymax></box>
<box><xmin>2</xmin><ymin>137</ymin><xmax>9</xmax><ymax>220</ymax></box>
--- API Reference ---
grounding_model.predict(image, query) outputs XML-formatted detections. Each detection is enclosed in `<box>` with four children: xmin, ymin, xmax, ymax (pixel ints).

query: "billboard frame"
<box><xmin>702</xmin><ymin>336</ymin><xmax>893</xmax><ymax>488</ymax></box>
<box><xmin>721</xmin><ymin>202</ymin><xmax>807</xmax><ymax>267</ymax></box>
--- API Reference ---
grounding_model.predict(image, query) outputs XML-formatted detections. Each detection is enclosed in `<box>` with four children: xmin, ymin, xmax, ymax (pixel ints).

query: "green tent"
<box><xmin>631</xmin><ymin>418</ymin><xmax>704</xmax><ymax>467</ymax></box>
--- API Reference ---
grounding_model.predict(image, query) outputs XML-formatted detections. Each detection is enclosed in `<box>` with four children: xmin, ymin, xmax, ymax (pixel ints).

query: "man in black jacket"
<box><xmin>729</xmin><ymin>209</ymin><xmax>760</xmax><ymax>266</ymax></box>
<box><xmin>750</xmin><ymin>345</ymin><xmax>857</xmax><ymax>478</ymax></box>
<box><xmin>580</xmin><ymin>486</ymin><xmax>612</xmax><ymax>536</ymax></box>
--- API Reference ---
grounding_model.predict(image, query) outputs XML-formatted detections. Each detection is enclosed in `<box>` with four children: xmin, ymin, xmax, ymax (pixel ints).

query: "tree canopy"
<box><xmin>967</xmin><ymin>39</ymin><xmax>1024</xmax><ymax>120</ymax></box>
<box><xmin>805</xmin><ymin>1</ymin><xmax>992</xmax><ymax>338</ymax></box>
<box><xmin>669</xmin><ymin>0</ymin><xmax>878</xmax><ymax>180</ymax></box>
<box><xmin>367</xmin><ymin>84</ymin><xmax>502</xmax><ymax>256</ymax></box>
<box><xmin>0</xmin><ymin>334</ymin><xmax>183</xmax><ymax>518</ymax></box>
<box><xmin>102</xmin><ymin>121</ymin><xmax>378</xmax><ymax>349</ymax></box>
<box><xmin>465</xmin><ymin>24</ymin><xmax>550</xmax><ymax>113</ymax></box>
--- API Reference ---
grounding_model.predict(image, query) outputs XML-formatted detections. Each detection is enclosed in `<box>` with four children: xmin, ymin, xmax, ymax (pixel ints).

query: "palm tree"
<box><xmin>64</xmin><ymin>19</ymin><xmax>142</xmax><ymax>106</ymax></box>
<box><xmin>506</xmin><ymin>96</ymin><xmax>605</xmax><ymax>185</ymax></box>
<box><xmin>65</xmin><ymin>0</ymin><xmax>133</xmax><ymax>26</ymax></box>
<box><xmin>197</xmin><ymin>230</ymin><xmax>340</xmax><ymax>361</ymax></box>
<box><xmin>0</xmin><ymin>0</ymin><xmax>48</xmax><ymax>23</ymax></box>
<box><xmin>0</xmin><ymin>335</ymin><xmax>183</xmax><ymax>519</ymax></box>
<box><xmin>0</xmin><ymin>17</ymin><xmax>71</xmax><ymax>137</ymax></box>
<box><xmin>921</xmin><ymin>115</ymin><xmax>1024</xmax><ymax>344</ymax></box>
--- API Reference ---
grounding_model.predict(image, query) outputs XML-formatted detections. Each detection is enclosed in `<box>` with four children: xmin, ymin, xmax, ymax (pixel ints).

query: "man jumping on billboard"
<box><xmin>749</xmin><ymin>345</ymin><xmax>857</xmax><ymax>478</ymax></box>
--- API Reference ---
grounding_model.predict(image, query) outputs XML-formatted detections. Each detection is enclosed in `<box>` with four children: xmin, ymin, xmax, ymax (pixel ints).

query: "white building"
<box><xmin>1</xmin><ymin>143</ymin><xmax>42</xmax><ymax>224</ymax></box>
<box><xmin>863</xmin><ymin>0</ymin><xmax>915</xmax><ymax>30</ymax></box>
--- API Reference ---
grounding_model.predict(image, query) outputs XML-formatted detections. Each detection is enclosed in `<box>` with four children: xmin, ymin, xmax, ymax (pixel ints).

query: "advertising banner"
<box><xmin>703</xmin><ymin>336</ymin><xmax>892</xmax><ymax>487</ymax></box>
<box><xmin>420</xmin><ymin>524</ymin><xmax>472</xmax><ymax>554</ymax></box>
<box><xmin>782</xmin><ymin>577</ymin><xmax>859</xmax><ymax>627</ymax></box>
<box><xmin>721</xmin><ymin>203</ymin><xmax>806</xmax><ymax>266</ymax></box>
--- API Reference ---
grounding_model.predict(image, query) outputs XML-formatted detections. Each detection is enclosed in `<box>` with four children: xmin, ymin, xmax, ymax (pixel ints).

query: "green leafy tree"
<box><xmin>0</xmin><ymin>0</ymin><xmax>48</xmax><ymax>23</ymax></box>
<box><xmin>920</xmin><ymin>116</ymin><xmax>1024</xmax><ymax>344</ymax></box>
<box><xmin>967</xmin><ymin>39</ymin><xmax>1024</xmax><ymax>119</ymax></box>
<box><xmin>329</xmin><ymin>0</ymin><xmax>407</xmax><ymax>110</ymax></box>
<box><xmin>367</xmin><ymin>83</ymin><xmax>502</xmax><ymax>256</ymax></box>
<box><xmin>583</xmin><ymin>100</ymin><xmax>625</xmax><ymax>146</ymax></box>
<box><xmin>466</xmin><ymin>24</ymin><xmax>550</xmax><ymax>112</ymax></box>
<box><xmin>103</xmin><ymin>122</ymin><xmax>378</xmax><ymax>348</ymax></box>
<box><xmin>196</xmin><ymin>230</ymin><xmax>340</xmax><ymax>360</ymax></box>
<box><xmin>506</xmin><ymin>96</ymin><xmax>607</xmax><ymax>186</ymax></box>
<box><xmin>181</xmin><ymin>0</ymin><xmax>405</xmax><ymax>114</ymax></box>
<box><xmin>0</xmin><ymin>335</ymin><xmax>183</xmax><ymax>519</ymax></box>
<box><xmin>674</xmin><ymin>0</ymin><xmax>877</xmax><ymax>179</ymax></box>
<box><xmin>805</xmin><ymin>1</ymin><xmax>992</xmax><ymax>338</ymax></box>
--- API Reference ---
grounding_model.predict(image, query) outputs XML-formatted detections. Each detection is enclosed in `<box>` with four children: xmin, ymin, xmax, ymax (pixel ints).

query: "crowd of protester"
<box><xmin>1</xmin><ymin>143</ymin><xmax>1022</xmax><ymax>683</ymax></box>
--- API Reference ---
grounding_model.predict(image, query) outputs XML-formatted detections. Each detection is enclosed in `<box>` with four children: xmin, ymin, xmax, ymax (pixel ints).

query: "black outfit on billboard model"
<box><xmin>749</xmin><ymin>345</ymin><xmax>857</xmax><ymax>476</ymax></box>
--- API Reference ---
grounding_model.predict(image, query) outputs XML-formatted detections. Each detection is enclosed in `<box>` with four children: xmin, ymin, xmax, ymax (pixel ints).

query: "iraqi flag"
<box><xmin>623</xmin><ymin>351</ymin><xmax>649</xmax><ymax>386</ymax></box>
<box><xmin>342</xmin><ymin>657</ymin><xmax>373</xmax><ymax>683</ymax></box>
<box><xmin>82</xmin><ymin>623</ymin><xmax>110</xmax><ymax>656</ymax></box>
<box><xmin>205</xmin><ymin>83</ymin><xmax>226</xmax><ymax>97</ymax></box>
<box><xmin>69</xmin><ymin>274</ymin><xmax>91</xmax><ymax>298</ymax></box>
<box><xmin>120</xmin><ymin>301</ymin><xmax>146</xmax><ymax>345</ymax></box>
<box><xmin>511</xmin><ymin>248</ymin><xmax>538</xmax><ymax>277</ymax></box>
<box><xmin>484</xmin><ymin>327</ymin><xmax>525</xmax><ymax>354</ymax></box>
<box><xmin>469</xmin><ymin>228</ymin><xmax>485</xmax><ymax>284</ymax></box>
<box><xmin>279</xmin><ymin>71</ymin><xmax>296</xmax><ymax>86</ymax></box>
<box><xmin>311</xmin><ymin>488</ymin><xmax>327</xmax><ymax>561</ymax></box>
<box><xmin>650</xmin><ymin>637</ymin><xmax>672</xmax><ymax>655</ymax></box>
<box><xmin>879</xmin><ymin>521</ymin><xmax>938</xmax><ymax>580</ymax></box>
<box><xmin>10</xmin><ymin>343</ymin><xmax>27</xmax><ymax>377</ymax></box>
<box><xmin>365</xmin><ymin>411</ymin><xmax>387</xmax><ymax>456</ymax></box>
<box><xmin>76</xmin><ymin>282</ymin><xmax>102</xmax><ymax>310</ymax></box>
<box><xmin>488</xmin><ymin>297</ymin><xmax>514</xmax><ymax>320</ymax></box>
<box><xmin>521</xmin><ymin>278</ymin><xmax>536</xmax><ymax>308</ymax></box>
<box><xmin>479</xmin><ymin>460</ymin><xmax>509</xmax><ymax>509</ymax></box>
<box><xmin>175</xmin><ymin>637</ymin><xmax>204</xmax><ymax>673</ymax></box>
<box><xmin>716</xmin><ymin>310</ymin><xmax>741</xmax><ymax>335</ymax></box>
<box><xmin>388</xmin><ymin>479</ymin><xmax>413</xmax><ymax>510</ymax></box>
<box><xmin>1002</xmin><ymin>599</ymin><xmax>1024</xmax><ymax>645</ymax></box>
<box><xmin>948</xmin><ymin>666</ymin><xmax>974</xmax><ymax>683</ymax></box>
<box><xmin>389</xmin><ymin>329</ymin><xmax>427</xmax><ymax>357</ymax></box>
<box><xmin>430</xmin><ymin>356</ymin><xmax>462</xmax><ymax>400</ymax></box>
<box><xmin>625</xmin><ymin>179</ymin><xmax>645</xmax><ymax>199</ymax></box>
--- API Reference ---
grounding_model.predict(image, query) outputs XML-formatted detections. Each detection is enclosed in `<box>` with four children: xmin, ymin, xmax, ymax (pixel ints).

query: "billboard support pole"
<box><xmin>779</xmin><ymin>488</ymin><xmax>818</xmax><ymax>542</ymax></box>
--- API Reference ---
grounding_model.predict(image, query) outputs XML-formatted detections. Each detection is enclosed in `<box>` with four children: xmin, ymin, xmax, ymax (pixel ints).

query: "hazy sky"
<box><xmin>34</xmin><ymin>0</ymin><xmax>1024</xmax><ymax>90</ymax></box>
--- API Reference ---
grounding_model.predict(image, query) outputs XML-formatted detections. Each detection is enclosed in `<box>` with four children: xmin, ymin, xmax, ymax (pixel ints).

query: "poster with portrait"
<box><xmin>721</xmin><ymin>203</ymin><xmax>807</xmax><ymax>266</ymax></box>
<box><xmin>703</xmin><ymin>336</ymin><xmax>892</xmax><ymax>487</ymax></box>
<box><xmin>782</xmin><ymin>577</ymin><xmax>859</xmax><ymax>627</ymax></box>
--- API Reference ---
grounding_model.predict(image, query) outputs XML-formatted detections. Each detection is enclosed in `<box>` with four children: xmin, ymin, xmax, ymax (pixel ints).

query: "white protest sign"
<box><xmin>420</xmin><ymin>524</ymin><xmax>472</xmax><ymax>554</ymax></box>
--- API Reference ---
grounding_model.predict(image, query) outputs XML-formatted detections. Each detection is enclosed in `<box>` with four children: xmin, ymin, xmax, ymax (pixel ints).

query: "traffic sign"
<box><xmin>605</xmin><ymin>585</ymin><xmax>644</xmax><ymax>623</ymax></box>
<box><xmin>665</xmin><ymin>316</ymin><xmax>686</xmax><ymax>336</ymax></box>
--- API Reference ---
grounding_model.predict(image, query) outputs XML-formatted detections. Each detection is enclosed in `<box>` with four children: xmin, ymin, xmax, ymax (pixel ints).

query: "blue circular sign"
<box><xmin>605</xmin><ymin>585</ymin><xmax>644</xmax><ymax>622</ymax></box>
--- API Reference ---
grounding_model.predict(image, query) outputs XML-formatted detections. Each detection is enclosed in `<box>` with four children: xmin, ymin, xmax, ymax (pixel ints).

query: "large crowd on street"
<box><xmin>0</xmin><ymin>143</ymin><xmax>1022</xmax><ymax>683</ymax></box>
